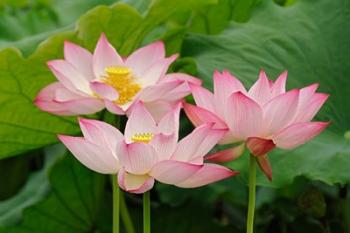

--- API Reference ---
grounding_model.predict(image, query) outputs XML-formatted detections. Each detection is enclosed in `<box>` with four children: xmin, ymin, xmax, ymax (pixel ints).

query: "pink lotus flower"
<box><xmin>35</xmin><ymin>33</ymin><xmax>201</xmax><ymax>120</ymax></box>
<box><xmin>184</xmin><ymin>70</ymin><xmax>329</xmax><ymax>180</ymax></box>
<box><xmin>58</xmin><ymin>102</ymin><xmax>238</xmax><ymax>193</ymax></box>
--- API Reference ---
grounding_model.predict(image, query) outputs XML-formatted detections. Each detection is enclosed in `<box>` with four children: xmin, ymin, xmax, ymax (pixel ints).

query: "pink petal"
<box><xmin>142</xmin><ymin>100</ymin><xmax>178</xmax><ymax>123</ymax></box>
<box><xmin>292</xmin><ymin>83</ymin><xmax>326</xmax><ymax>122</ymax></box>
<box><xmin>53</xmin><ymin>97</ymin><xmax>105</xmax><ymax>115</ymax></box>
<box><xmin>138</xmin><ymin>80</ymin><xmax>184</xmax><ymax>102</ymax></box>
<box><xmin>248</xmin><ymin>70</ymin><xmax>272</xmax><ymax>105</ymax></box>
<box><xmin>58</xmin><ymin>135</ymin><xmax>119</xmax><ymax>173</ymax></box>
<box><xmin>225</xmin><ymin>92</ymin><xmax>263</xmax><ymax>140</ymax></box>
<box><xmin>214</xmin><ymin>70</ymin><xmax>246</xmax><ymax>116</ymax></box>
<box><xmin>150</xmin><ymin>133</ymin><xmax>177</xmax><ymax>160</ymax></box>
<box><xmin>157</xmin><ymin>102</ymin><xmax>181</xmax><ymax>135</ymax></box>
<box><xmin>48</xmin><ymin>60</ymin><xmax>91</xmax><ymax>94</ymax></box>
<box><xmin>171</xmin><ymin>124</ymin><xmax>227</xmax><ymax>163</ymax></box>
<box><xmin>78</xmin><ymin>118</ymin><xmax>123</xmax><ymax>153</ymax></box>
<box><xmin>118</xmin><ymin>168</ymin><xmax>154</xmax><ymax>194</ymax></box>
<box><xmin>164</xmin><ymin>73</ymin><xmax>202</xmax><ymax>86</ymax></box>
<box><xmin>270</xmin><ymin>71</ymin><xmax>287</xmax><ymax>97</ymax></box>
<box><xmin>124</xmin><ymin>102</ymin><xmax>156</xmax><ymax>143</ymax></box>
<box><xmin>272</xmin><ymin>121</ymin><xmax>329</xmax><ymax>149</ymax></box>
<box><xmin>205</xmin><ymin>143</ymin><xmax>245</xmax><ymax>163</ymax></box>
<box><xmin>138</xmin><ymin>54</ymin><xmax>178</xmax><ymax>86</ymax></box>
<box><xmin>262</xmin><ymin>89</ymin><xmax>299</xmax><ymax>136</ymax></box>
<box><xmin>294</xmin><ymin>93</ymin><xmax>329</xmax><ymax>122</ymax></box>
<box><xmin>149</xmin><ymin>160</ymin><xmax>202</xmax><ymax>185</ymax></box>
<box><xmin>118</xmin><ymin>141</ymin><xmax>157</xmax><ymax>175</ymax></box>
<box><xmin>35</xmin><ymin>82</ymin><xmax>104</xmax><ymax>115</ymax></box>
<box><xmin>93</xmin><ymin>33</ymin><xmax>124</xmax><ymax>78</ymax></box>
<box><xmin>183</xmin><ymin>103</ymin><xmax>227</xmax><ymax>128</ymax></box>
<box><xmin>64</xmin><ymin>41</ymin><xmax>94</xmax><ymax>80</ymax></box>
<box><xmin>190</xmin><ymin>84</ymin><xmax>216</xmax><ymax>112</ymax></box>
<box><xmin>104</xmin><ymin>100</ymin><xmax>126</xmax><ymax>115</ymax></box>
<box><xmin>90</xmin><ymin>81</ymin><xmax>119</xmax><ymax>101</ymax></box>
<box><xmin>218</xmin><ymin>131</ymin><xmax>241</xmax><ymax>144</ymax></box>
<box><xmin>125</xmin><ymin>41</ymin><xmax>165</xmax><ymax>77</ymax></box>
<box><xmin>246</xmin><ymin>137</ymin><xmax>275</xmax><ymax>156</ymax></box>
<box><xmin>256</xmin><ymin>154</ymin><xmax>272</xmax><ymax>181</ymax></box>
<box><xmin>176</xmin><ymin>163</ymin><xmax>239</xmax><ymax>188</ymax></box>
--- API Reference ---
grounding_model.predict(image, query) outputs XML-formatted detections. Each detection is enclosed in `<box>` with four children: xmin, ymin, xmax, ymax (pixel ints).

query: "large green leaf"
<box><xmin>0</xmin><ymin>155</ymin><xmax>106</xmax><ymax>233</ymax></box>
<box><xmin>0</xmin><ymin>0</ymin><xmax>115</xmax><ymax>55</ymax></box>
<box><xmin>0</xmin><ymin>145</ymin><xmax>64</xmax><ymax>225</ymax></box>
<box><xmin>0</xmin><ymin>48</ymin><xmax>79</xmax><ymax>158</ymax></box>
<box><xmin>182</xmin><ymin>0</ymin><xmax>350</xmax><ymax>186</ymax></box>
<box><xmin>0</xmin><ymin>0</ymin><xmax>215</xmax><ymax>159</ymax></box>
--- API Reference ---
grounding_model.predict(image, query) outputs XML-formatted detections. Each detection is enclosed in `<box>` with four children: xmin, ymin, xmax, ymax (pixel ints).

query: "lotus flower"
<box><xmin>35</xmin><ymin>33</ymin><xmax>201</xmax><ymax>121</ymax></box>
<box><xmin>184</xmin><ymin>70</ymin><xmax>329</xmax><ymax>180</ymax></box>
<box><xmin>59</xmin><ymin>102</ymin><xmax>238</xmax><ymax>193</ymax></box>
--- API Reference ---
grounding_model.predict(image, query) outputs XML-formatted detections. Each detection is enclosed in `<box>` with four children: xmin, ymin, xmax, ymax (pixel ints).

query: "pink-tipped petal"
<box><xmin>58</xmin><ymin>135</ymin><xmax>119</xmax><ymax>173</ymax></box>
<box><xmin>190</xmin><ymin>85</ymin><xmax>216</xmax><ymax>112</ymax></box>
<box><xmin>142</xmin><ymin>100</ymin><xmax>178</xmax><ymax>123</ymax></box>
<box><xmin>294</xmin><ymin>92</ymin><xmax>328</xmax><ymax>123</ymax></box>
<box><xmin>225</xmin><ymin>92</ymin><xmax>263</xmax><ymax>140</ymax></box>
<box><xmin>262</xmin><ymin>89</ymin><xmax>299</xmax><ymax>135</ymax></box>
<box><xmin>205</xmin><ymin>143</ymin><xmax>245</xmax><ymax>163</ymax></box>
<box><xmin>35</xmin><ymin>82</ymin><xmax>104</xmax><ymax>115</ymax></box>
<box><xmin>214</xmin><ymin>70</ymin><xmax>246</xmax><ymax>116</ymax></box>
<box><xmin>176</xmin><ymin>163</ymin><xmax>238</xmax><ymax>188</ymax></box>
<box><xmin>93</xmin><ymin>33</ymin><xmax>124</xmax><ymax>78</ymax></box>
<box><xmin>171</xmin><ymin>124</ymin><xmax>227</xmax><ymax>162</ymax></box>
<box><xmin>273</xmin><ymin>122</ymin><xmax>329</xmax><ymax>149</ymax></box>
<box><xmin>248</xmin><ymin>70</ymin><xmax>272</xmax><ymax>105</ymax></box>
<box><xmin>150</xmin><ymin>133</ymin><xmax>177</xmax><ymax>160</ymax></box>
<box><xmin>271</xmin><ymin>71</ymin><xmax>287</xmax><ymax>97</ymax></box>
<box><xmin>157</xmin><ymin>102</ymin><xmax>181</xmax><ymax>135</ymax></box>
<box><xmin>183</xmin><ymin>103</ymin><xmax>227</xmax><ymax>128</ymax></box>
<box><xmin>124</xmin><ymin>102</ymin><xmax>156</xmax><ymax>143</ymax></box>
<box><xmin>246</xmin><ymin>137</ymin><xmax>275</xmax><ymax>157</ymax></box>
<box><xmin>125</xmin><ymin>41</ymin><xmax>165</xmax><ymax>77</ymax></box>
<box><xmin>138</xmin><ymin>80</ymin><xmax>184</xmax><ymax>102</ymax></box>
<box><xmin>53</xmin><ymin>97</ymin><xmax>104</xmax><ymax>115</ymax></box>
<box><xmin>164</xmin><ymin>73</ymin><xmax>202</xmax><ymax>86</ymax></box>
<box><xmin>104</xmin><ymin>100</ymin><xmax>126</xmax><ymax>115</ymax></box>
<box><xmin>118</xmin><ymin>142</ymin><xmax>157</xmax><ymax>175</ymax></box>
<box><xmin>48</xmin><ymin>60</ymin><xmax>91</xmax><ymax>94</ymax></box>
<box><xmin>118</xmin><ymin>168</ymin><xmax>154</xmax><ymax>194</ymax></box>
<box><xmin>138</xmin><ymin>54</ymin><xmax>178</xmax><ymax>87</ymax></box>
<box><xmin>64</xmin><ymin>41</ymin><xmax>94</xmax><ymax>80</ymax></box>
<box><xmin>78</xmin><ymin>118</ymin><xmax>123</xmax><ymax>153</ymax></box>
<box><xmin>90</xmin><ymin>81</ymin><xmax>119</xmax><ymax>101</ymax></box>
<box><xmin>256</xmin><ymin>154</ymin><xmax>273</xmax><ymax>181</ymax></box>
<box><xmin>150</xmin><ymin>160</ymin><xmax>202</xmax><ymax>185</ymax></box>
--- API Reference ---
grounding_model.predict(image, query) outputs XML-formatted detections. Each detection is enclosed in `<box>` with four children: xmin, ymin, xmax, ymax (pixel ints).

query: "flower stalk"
<box><xmin>246</xmin><ymin>154</ymin><xmax>257</xmax><ymax>233</ymax></box>
<box><xmin>143</xmin><ymin>191</ymin><xmax>151</xmax><ymax>233</ymax></box>
<box><xmin>112</xmin><ymin>175</ymin><xmax>120</xmax><ymax>233</ymax></box>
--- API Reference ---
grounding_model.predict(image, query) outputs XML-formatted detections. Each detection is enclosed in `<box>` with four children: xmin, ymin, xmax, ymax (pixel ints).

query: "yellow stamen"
<box><xmin>131</xmin><ymin>133</ymin><xmax>154</xmax><ymax>143</ymax></box>
<box><xmin>102</xmin><ymin>66</ymin><xmax>141</xmax><ymax>105</ymax></box>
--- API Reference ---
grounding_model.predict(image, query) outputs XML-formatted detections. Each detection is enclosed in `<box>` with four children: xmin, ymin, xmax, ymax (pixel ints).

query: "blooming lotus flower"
<box><xmin>59</xmin><ymin>102</ymin><xmax>238</xmax><ymax>193</ymax></box>
<box><xmin>35</xmin><ymin>33</ymin><xmax>201</xmax><ymax>120</ymax></box>
<box><xmin>184</xmin><ymin>70</ymin><xmax>329</xmax><ymax>180</ymax></box>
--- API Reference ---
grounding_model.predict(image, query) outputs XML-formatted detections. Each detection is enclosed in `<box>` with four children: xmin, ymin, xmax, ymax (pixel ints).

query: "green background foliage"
<box><xmin>0</xmin><ymin>0</ymin><xmax>349</xmax><ymax>232</ymax></box>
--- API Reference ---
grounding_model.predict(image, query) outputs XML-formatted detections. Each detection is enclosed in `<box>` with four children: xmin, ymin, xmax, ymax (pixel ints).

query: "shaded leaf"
<box><xmin>182</xmin><ymin>0</ymin><xmax>350</xmax><ymax>186</ymax></box>
<box><xmin>0</xmin><ymin>154</ymin><xmax>106</xmax><ymax>233</ymax></box>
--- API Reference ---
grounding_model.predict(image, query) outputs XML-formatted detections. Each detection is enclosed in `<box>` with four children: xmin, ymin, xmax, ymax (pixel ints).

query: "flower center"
<box><xmin>131</xmin><ymin>133</ymin><xmax>154</xmax><ymax>143</ymax></box>
<box><xmin>102</xmin><ymin>66</ymin><xmax>141</xmax><ymax>105</ymax></box>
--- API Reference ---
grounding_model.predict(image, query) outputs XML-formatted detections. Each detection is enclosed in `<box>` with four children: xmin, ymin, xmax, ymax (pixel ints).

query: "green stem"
<box><xmin>120</xmin><ymin>192</ymin><xmax>136</xmax><ymax>233</ymax></box>
<box><xmin>246</xmin><ymin>154</ymin><xmax>257</xmax><ymax>233</ymax></box>
<box><xmin>143</xmin><ymin>191</ymin><xmax>151</xmax><ymax>233</ymax></box>
<box><xmin>112</xmin><ymin>175</ymin><xmax>120</xmax><ymax>233</ymax></box>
